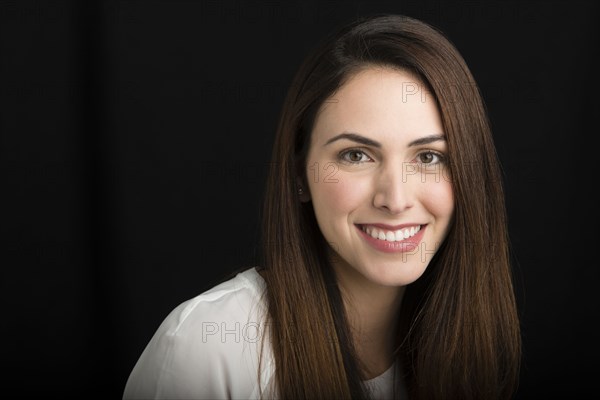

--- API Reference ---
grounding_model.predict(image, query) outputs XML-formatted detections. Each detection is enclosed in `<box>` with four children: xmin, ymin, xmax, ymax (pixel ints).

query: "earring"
<box><xmin>298</xmin><ymin>186</ymin><xmax>304</xmax><ymax>195</ymax></box>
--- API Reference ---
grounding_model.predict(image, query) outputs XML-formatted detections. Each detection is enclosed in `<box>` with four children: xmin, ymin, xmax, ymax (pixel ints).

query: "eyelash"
<box><xmin>337</xmin><ymin>148</ymin><xmax>447</xmax><ymax>165</ymax></box>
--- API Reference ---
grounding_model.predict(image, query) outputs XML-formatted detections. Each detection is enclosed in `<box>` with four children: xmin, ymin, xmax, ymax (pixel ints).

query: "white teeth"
<box><xmin>360</xmin><ymin>224</ymin><xmax>421</xmax><ymax>242</ymax></box>
<box><xmin>396</xmin><ymin>230</ymin><xmax>404</xmax><ymax>241</ymax></box>
<box><xmin>385</xmin><ymin>231</ymin><xmax>395</xmax><ymax>242</ymax></box>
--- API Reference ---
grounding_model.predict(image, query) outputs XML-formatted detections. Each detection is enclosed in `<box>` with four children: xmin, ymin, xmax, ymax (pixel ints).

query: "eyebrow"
<box><xmin>324</xmin><ymin>132</ymin><xmax>446</xmax><ymax>148</ymax></box>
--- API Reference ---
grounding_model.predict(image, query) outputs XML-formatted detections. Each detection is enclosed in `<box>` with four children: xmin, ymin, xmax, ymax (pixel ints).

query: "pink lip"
<box><xmin>355</xmin><ymin>224</ymin><xmax>427</xmax><ymax>254</ymax></box>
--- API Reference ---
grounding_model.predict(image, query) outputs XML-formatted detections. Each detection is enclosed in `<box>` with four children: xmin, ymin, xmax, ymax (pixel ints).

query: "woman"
<box><xmin>124</xmin><ymin>14</ymin><xmax>521</xmax><ymax>399</ymax></box>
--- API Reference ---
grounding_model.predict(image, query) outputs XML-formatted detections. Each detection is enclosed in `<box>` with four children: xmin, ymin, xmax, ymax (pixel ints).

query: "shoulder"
<box><xmin>170</xmin><ymin>267</ymin><xmax>270</xmax><ymax>349</ymax></box>
<box><xmin>123</xmin><ymin>267</ymin><xmax>276</xmax><ymax>399</ymax></box>
<box><xmin>172</xmin><ymin>267</ymin><xmax>267</xmax><ymax>331</ymax></box>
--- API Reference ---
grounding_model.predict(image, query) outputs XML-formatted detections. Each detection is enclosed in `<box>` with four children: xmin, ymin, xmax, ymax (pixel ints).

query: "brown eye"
<box><xmin>419</xmin><ymin>152</ymin><xmax>434</xmax><ymax>163</ymax></box>
<box><xmin>338</xmin><ymin>149</ymin><xmax>372</xmax><ymax>164</ymax></box>
<box><xmin>418</xmin><ymin>151</ymin><xmax>444</xmax><ymax>164</ymax></box>
<box><xmin>348</xmin><ymin>151</ymin><xmax>363</xmax><ymax>162</ymax></box>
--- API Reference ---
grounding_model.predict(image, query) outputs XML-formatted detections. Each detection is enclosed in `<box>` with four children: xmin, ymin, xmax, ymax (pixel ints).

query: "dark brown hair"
<box><xmin>259</xmin><ymin>14</ymin><xmax>520</xmax><ymax>399</ymax></box>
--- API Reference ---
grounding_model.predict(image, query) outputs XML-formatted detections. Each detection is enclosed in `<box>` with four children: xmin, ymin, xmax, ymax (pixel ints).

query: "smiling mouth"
<box><xmin>357</xmin><ymin>224</ymin><xmax>423</xmax><ymax>242</ymax></box>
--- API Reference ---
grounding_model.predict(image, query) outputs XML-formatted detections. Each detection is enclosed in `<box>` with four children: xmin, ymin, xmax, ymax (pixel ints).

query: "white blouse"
<box><xmin>123</xmin><ymin>267</ymin><xmax>404</xmax><ymax>399</ymax></box>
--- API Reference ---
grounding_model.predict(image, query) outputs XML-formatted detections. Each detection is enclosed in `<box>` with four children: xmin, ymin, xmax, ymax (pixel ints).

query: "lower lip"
<box><xmin>355</xmin><ymin>224</ymin><xmax>426</xmax><ymax>253</ymax></box>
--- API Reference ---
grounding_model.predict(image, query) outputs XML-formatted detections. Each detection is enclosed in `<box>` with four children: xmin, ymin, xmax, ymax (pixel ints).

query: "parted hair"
<box><xmin>258</xmin><ymin>14</ymin><xmax>521</xmax><ymax>400</ymax></box>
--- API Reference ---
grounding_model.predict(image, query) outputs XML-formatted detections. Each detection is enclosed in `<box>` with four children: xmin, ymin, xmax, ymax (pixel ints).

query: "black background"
<box><xmin>1</xmin><ymin>0</ymin><xmax>598</xmax><ymax>398</ymax></box>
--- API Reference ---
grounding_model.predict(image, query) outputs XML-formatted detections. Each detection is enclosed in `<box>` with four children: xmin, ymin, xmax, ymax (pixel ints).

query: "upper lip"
<box><xmin>356</xmin><ymin>223</ymin><xmax>424</xmax><ymax>230</ymax></box>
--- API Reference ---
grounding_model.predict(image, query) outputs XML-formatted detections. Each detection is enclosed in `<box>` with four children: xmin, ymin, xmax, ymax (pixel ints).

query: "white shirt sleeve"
<box><xmin>123</xmin><ymin>269</ymin><xmax>275</xmax><ymax>399</ymax></box>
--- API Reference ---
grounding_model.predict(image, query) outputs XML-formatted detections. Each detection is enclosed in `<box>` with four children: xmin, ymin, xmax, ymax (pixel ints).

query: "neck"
<box><xmin>330</xmin><ymin>255</ymin><xmax>405</xmax><ymax>379</ymax></box>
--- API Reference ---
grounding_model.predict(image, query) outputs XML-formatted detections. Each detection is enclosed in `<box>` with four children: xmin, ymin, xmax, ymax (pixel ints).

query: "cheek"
<box><xmin>310</xmin><ymin>173</ymin><xmax>369</xmax><ymax>217</ymax></box>
<box><xmin>419</xmin><ymin>178</ymin><xmax>454</xmax><ymax>219</ymax></box>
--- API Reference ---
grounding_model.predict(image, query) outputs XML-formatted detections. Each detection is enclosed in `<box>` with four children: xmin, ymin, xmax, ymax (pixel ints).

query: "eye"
<box><xmin>416</xmin><ymin>151</ymin><xmax>445</xmax><ymax>165</ymax></box>
<box><xmin>338</xmin><ymin>149</ymin><xmax>373</xmax><ymax>164</ymax></box>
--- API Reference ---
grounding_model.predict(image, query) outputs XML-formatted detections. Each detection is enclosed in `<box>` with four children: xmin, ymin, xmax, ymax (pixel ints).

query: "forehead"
<box><xmin>311</xmin><ymin>67</ymin><xmax>443</xmax><ymax>146</ymax></box>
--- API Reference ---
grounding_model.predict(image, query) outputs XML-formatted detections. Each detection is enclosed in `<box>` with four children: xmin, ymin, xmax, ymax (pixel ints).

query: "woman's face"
<box><xmin>305</xmin><ymin>67</ymin><xmax>454</xmax><ymax>288</ymax></box>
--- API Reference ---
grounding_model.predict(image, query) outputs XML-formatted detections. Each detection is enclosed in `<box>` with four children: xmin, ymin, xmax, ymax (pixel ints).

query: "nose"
<box><xmin>372</xmin><ymin>162</ymin><xmax>414</xmax><ymax>214</ymax></box>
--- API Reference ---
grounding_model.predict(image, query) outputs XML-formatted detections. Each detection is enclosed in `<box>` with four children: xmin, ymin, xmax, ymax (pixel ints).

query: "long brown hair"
<box><xmin>258</xmin><ymin>14</ymin><xmax>521</xmax><ymax>399</ymax></box>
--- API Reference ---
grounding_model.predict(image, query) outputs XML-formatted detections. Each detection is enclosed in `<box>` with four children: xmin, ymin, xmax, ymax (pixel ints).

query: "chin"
<box><xmin>361</xmin><ymin>261</ymin><xmax>429</xmax><ymax>287</ymax></box>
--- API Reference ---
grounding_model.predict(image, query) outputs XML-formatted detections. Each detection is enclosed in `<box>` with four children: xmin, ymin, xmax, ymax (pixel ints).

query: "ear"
<box><xmin>296</xmin><ymin>178</ymin><xmax>311</xmax><ymax>203</ymax></box>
